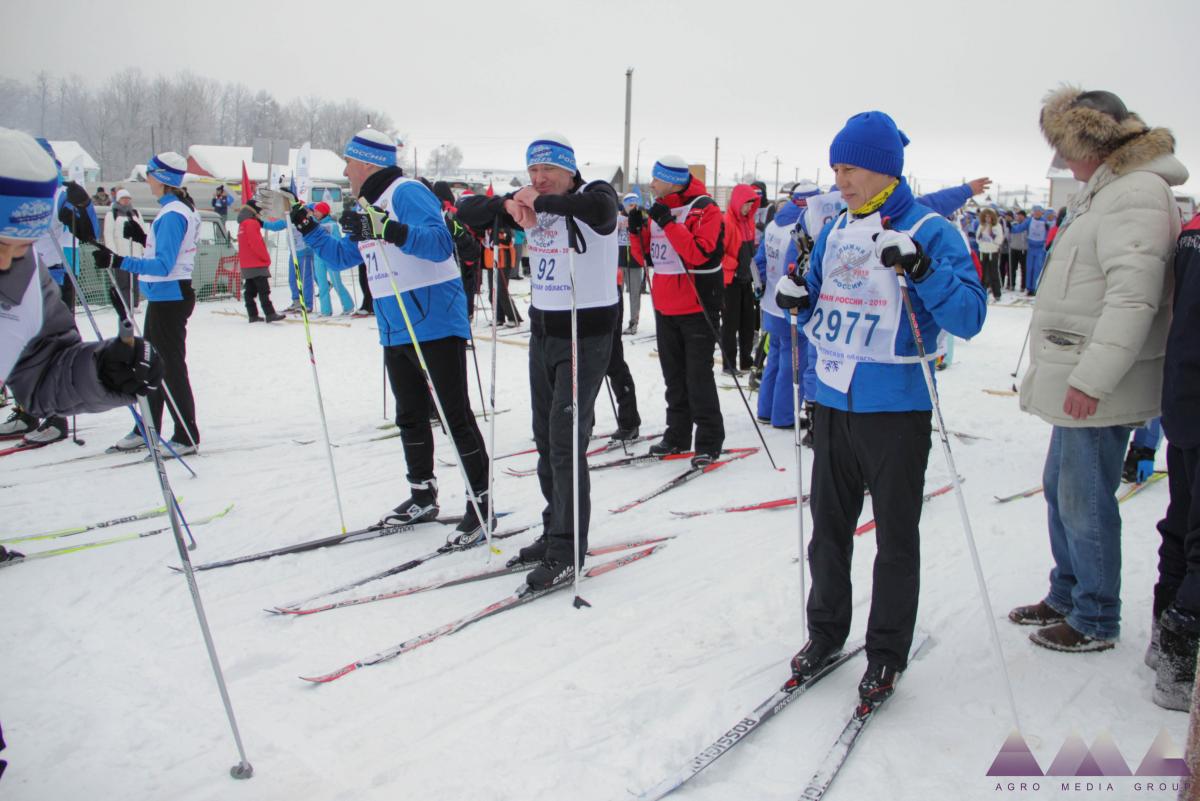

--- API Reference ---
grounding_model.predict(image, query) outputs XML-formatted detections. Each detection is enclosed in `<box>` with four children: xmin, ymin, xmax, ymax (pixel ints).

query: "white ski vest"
<box><xmin>357</xmin><ymin>176</ymin><xmax>460</xmax><ymax>298</ymax></box>
<box><xmin>0</xmin><ymin>264</ymin><xmax>43</xmax><ymax>383</ymax></box>
<box><xmin>523</xmin><ymin>183</ymin><xmax>618</xmax><ymax>312</ymax></box>
<box><xmin>648</xmin><ymin>197</ymin><xmax>720</xmax><ymax>275</ymax></box>
<box><xmin>803</xmin><ymin>211</ymin><xmax>943</xmax><ymax>393</ymax></box>
<box><xmin>30</xmin><ymin>186</ymin><xmax>67</xmax><ymax>268</ymax></box>
<box><xmin>761</xmin><ymin>217</ymin><xmax>800</xmax><ymax>320</ymax></box>
<box><xmin>141</xmin><ymin>199</ymin><xmax>201</xmax><ymax>283</ymax></box>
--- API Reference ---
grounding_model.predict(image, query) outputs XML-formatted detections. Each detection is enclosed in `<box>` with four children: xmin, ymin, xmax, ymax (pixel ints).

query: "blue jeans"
<box><xmin>288</xmin><ymin>250</ymin><xmax>315</xmax><ymax>309</ymax></box>
<box><xmin>1042</xmin><ymin>424</ymin><xmax>1132</xmax><ymax>639</ymax></box>
<box><xmin>315</xmin><ymin>257</ymin><xmax>353</xmax><ymax>315</ymax></box>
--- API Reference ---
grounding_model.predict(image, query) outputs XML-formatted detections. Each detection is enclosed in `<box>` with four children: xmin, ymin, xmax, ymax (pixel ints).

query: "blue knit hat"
<box><xmin>0</xmin><ymin>128</ymin><xmax>61</xmax><ymax>241</ymax></box>
<box><xmin>526</xmin><ymin>133</ymin><xmax>576</xmax><ymax>173</ymax></box>
<box><xmin>829</xmin><ymin>111</ymin><xmax>909</xmax><ymax>177</ymax></box>
<box><xmin>146</xmin><ymin>152</ymin><xmax>187</xmax><ymax>187</ymax></box>
<box><xmin>344</xmin><ymin>128</ymin><xmax>397</xmax><ymax>167</ymax></box>
<box><xmin>652</xmin><ymin>155</ymin><xmax>690</xmax><ymax>186</ymax></box>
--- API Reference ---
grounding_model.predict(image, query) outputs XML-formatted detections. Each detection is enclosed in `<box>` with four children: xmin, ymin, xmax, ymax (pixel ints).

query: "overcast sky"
<box><xmin>5</xmin><ymin>0</ymin><xmax>1196</xmax><ymax>196</ymax></box>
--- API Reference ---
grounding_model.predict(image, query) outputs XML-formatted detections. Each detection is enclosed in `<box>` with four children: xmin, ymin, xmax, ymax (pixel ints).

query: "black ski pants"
<box><xmin>530</xmin><ymin>329</ymin><xmax>611</xmax><ymax>561</ymax></box>
<box><xmin>384</xmin><ymin>337</ymin><xmax>488</xmax><ymax>501</ymax></box>
<box><xmin>243</xmin><ymin>275</ymin><xmax>278</xmax><ymax>319</ymax></box>
<box><xmin>980</xmin><ymin>252</ymin><xmax>1002</xmax><ymax>300</ymax></box>
<box><xmin>488</xmin><ymin>268</ymin><xmax>521</xmax><ymax>325</ymax></box>
<box><xmin>807</xmin><ymin>405</ymin><xmax>932</xmax><ymax>670</ymax></box>
<box><xmin>606</xmin><ymin>300</ymin><xmax>641</xmax><ymax>432</ymax></box>
<box><xmin>721</xmin><ymin>280</ymin><xmax>756</xmax><ymax>370</ymax></box>
<box><xmin>655</xmin><ymin>310</ymin><xmax>724</xmax><ymax>455</ymax></box>
<box><xmin>1009</xmin><ymin>249</ymin><xmax>1027</xmax><ymax>291</ymax></box>
<box><xmin>143</xmin><ymin>284</ymin><xmax>199</xmax><ymax>445</ymax></box>
<box><xmin>1155</xmin><ymin>444</ymin><xmax>1200</xmax><ymax>617</ymax></box>
<box><xmin>357</xmin><ymin>264</ymin><xmax>373</xmax><ymax>313</ymax></box>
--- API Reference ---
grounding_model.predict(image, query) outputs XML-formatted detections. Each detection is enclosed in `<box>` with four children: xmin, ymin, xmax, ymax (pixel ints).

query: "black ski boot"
<box><xmin>506</xmin><ymin>534</ymin><xmax>548</xmax><ymax>568</ymax></box>
<box><xmin>528</xmin><ymin>553</ymin><xmax>578</xmax><ymax>592</ymax></box>
<box><xmin>445</xmin><ymin>491</ymin><xmax>490</xmax><ymax>549</ymax></box>
<box><xmin>1154</xmin><ymin>605</ymin><xmax>1200</xmax><ymax>711</ymax></box>
<box><xmin>691</xmin><ymin>450</ymin><xmax>720</xmax><ymax>468</ymax></box>
<box><xmin>0</xmin><ymin>545</ymin><xmax>24</xmax><ymax>562</ymax></box>
<box><xmin>609</xmin><ymin>426</ymin><xmax>640</xmax><ymax>443</ymax></box>
<box><xmin>858</xmin><ymin>662</ymin><xmax>901</xmax><ymax>705</ymax></box>
<box><xmin>648</xmin><ymin>438</ymin><xmax>685</xmax><ymax>457</ymax></box>
<box><xmin>788</xmin><ymin>640</ymin><xmax>841</xmax><ymax>683</ymax></box>
<box><xmin>1122</xmin><ymin>445</ymin><xmax>1156</xmax><ymax>483</ymax></box>
<box><xmin>379</xmin><ymin>478</ymin><xmax>439</xmax><ymax>526</ymax></box>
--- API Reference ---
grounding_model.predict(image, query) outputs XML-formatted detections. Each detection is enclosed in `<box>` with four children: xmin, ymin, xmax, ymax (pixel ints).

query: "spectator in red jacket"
<box><xmin>640</xmin><ymin>155</ymin><xmax>726</xmax><ymax>466</ymax></box>
<box><xmin>720</xmin><ymin>183</ymin><xmax>761</xmax><ymax>373</ymax></box>
<box><xmin>236</xmin><ymin>200</ymin><xmax>284</xmax><ymax>323</ymax></box>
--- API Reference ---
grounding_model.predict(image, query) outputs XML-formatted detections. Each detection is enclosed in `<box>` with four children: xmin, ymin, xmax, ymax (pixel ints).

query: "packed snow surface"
<box><xmin>0</xmin><ymin>287</ymin><xmax>1187</xmax><ymax>800</ymax></box>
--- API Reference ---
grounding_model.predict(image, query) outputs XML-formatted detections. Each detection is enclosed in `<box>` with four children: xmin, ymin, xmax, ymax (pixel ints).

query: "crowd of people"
<box><xmin>1</xmin><ymin>82</ymin><xmax>1198</xmax><ymax>720</ymax></box>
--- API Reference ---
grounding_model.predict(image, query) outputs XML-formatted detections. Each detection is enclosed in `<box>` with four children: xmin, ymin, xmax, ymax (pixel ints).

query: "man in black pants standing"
<box><xmin>606</xmin><ymin>269</ymin><xmax>641</xmax><ymax>442</ymax></box>
<box><xmin>459</xmin><ymin>133</ymin><xmax>619</xmax><ymax>590</ymax></box>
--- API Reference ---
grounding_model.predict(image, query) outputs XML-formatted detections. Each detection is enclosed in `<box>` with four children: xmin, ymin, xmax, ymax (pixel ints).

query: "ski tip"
<box><xmin>573</xmin><ymin>595</ymin><xmax>592</xmax><ymax>609</ymax></box>
<box><xmin>299</xmin><ymin>663</ymin><xmax>356</xmax><ymax>684</ymax></box>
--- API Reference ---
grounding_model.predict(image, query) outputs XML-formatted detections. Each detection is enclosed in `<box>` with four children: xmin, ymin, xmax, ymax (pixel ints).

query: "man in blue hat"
<box><xmin>774</xmin><ymin>111</ymin><xmax>985</xmax><ymax>703</ymax></box>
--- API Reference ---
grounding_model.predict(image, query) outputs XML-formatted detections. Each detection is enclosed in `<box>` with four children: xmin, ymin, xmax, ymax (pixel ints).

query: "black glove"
<box><xmin>360</xmin><ymin>203</ymin><xmax>407</xmax><ymax>246</ymax></box>
<box><xmin>774</xmin><ymin>271</ymin><xmax>810</xmax><ymax>311</ymax></box>
<box><xmin>627</xmin><ymin>208</ymin><xmax>645</xmax><ymax>233</ymax></box>
<box><xmin>123</xmin><ymin>218</ymin><xmax>147</xmax><ymax>246</ymax></box>
<box><xmin>873</xmin><ymin>230</ymin><xmax>931</xmax><ymax>281</ymax></box>
<box><xmin>96</xmin><ymin>336</ymin><xmax>163</xmax><ymax>396</ymax></box>
<box><xmin>290</xmin><ymin>202</ymin><xmax>317</xmax><ymax>235</ymax></box>
<box><xmin>64</xmin><ymin>181</ymin><xmax>91</xmax><ymax>208</ymax></box>
<box><xmin>91</xmin><ymin>244</ymin><xmax>123</xmax><ymax>271</ymax></box>
<box><xmin>648</xmin><ymin>202</ymin><xmax>674</xmax><ymax>229</ymax></box>
<box><xmin>340</xmin><ymin>207</ymin><xmax>366</xmax><ymax>242</ymax></box>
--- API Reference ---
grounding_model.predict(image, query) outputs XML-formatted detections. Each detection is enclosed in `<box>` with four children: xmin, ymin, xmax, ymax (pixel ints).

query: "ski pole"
<box><xmin>360</xmin><ymin>197</ymin><xmax>492</xmax><ymax>555</ymax></box>
<box><xmin>682</xmin><ymin>269</ymin><xmax>781</xmax><ymax>471</ymax></box>
<box><xmin>283</xmin><ymin>216</ymin><xmax>348</xmax><ymax>535</ymax></box>
<box><xmin>566</xmin><ymin>216</ymin><xmax>590</xmax><ymax>610</ymax></box>
<box><xmin>790</xmin><ymin>311</ymin><xmax>807</xmax><ymax>635</ymax></box>
<box><xmin>604</xmin><ymin>377</ymin><xmax>629</xmax><ymax>456</ymax></box>
<box><xmin>892</xmin><ymin>262</ymin><xmax>1022</xmax><ymax>733</ymax></box>
<box><xmin>486</xmin><ymin>216</ymin><xmax>504</xmax><ymax>557</ymax></box>
<box><xmin>1011</xmin><ymin>323</ymin><xmax>1031</xmax><ymax>392</ymax></box>
<box><xmin>449</xmin><ymin>242</ymin><xmax>488</xmax><ymax>424</ymax></box>
<box><xmin>119</xmin><ymin>317</ymin><xmax>254</xmax><ymax>779</ymax></box>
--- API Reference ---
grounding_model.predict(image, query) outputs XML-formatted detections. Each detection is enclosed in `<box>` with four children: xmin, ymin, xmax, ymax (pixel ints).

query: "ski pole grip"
<box><xmin>119</xmin><ymin>318</ymin><xmax>135</xmax><ymax>347</ymax></box>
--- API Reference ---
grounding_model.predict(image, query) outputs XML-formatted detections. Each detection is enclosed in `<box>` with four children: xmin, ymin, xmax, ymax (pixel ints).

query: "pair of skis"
<box><xmin>994</xmin><ymin>470</ymin><xmax>1166</xmax><ymax>504</ymax></box>
<box><xmin>271</xmin><ymin>535</ymin><xmax>675</xmax><ymax>617</ymax></box>
<box><xmin>635</xmin><ymin>633</ymin><xmax>931</xmax><ymax>801</ymax></box>
<box><xmin>299</xmin><ymin>542</ymin><xmax>667</xmax><ymax>683</ymax></box>
<box><xmin>0</xmin><ymin>504</ymin><xmax>234</xmax><ymax>567</ymax></box>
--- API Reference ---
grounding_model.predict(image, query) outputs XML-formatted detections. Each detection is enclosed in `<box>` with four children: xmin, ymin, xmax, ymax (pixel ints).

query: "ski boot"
<box><xmin>445</xmin><ymin>490</ymin><xmax>490</xmax><ymax>550</ymax></box>
<box><xmin>379</xmin><ymin>478</ymin><xmax>439</xmax><ymax>527</ymax></box>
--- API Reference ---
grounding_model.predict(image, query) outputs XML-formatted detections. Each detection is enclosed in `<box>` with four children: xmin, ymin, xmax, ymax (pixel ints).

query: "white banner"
<box><xmin>295</xmin><ymin>142</ymin><xmax>312</xmax><ymax>203</ymax></box>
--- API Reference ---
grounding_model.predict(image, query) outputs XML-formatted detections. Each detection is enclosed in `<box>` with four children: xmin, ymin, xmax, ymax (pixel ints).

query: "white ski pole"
<box><xmin>567</xmin><ymin>216</ymin><xmax>589</xmax><ymax>609</ymax></box>
<box><xmin>790</xmin><ymin>311</ymin><xmax>807</xmax><ymax>635</ymax></box>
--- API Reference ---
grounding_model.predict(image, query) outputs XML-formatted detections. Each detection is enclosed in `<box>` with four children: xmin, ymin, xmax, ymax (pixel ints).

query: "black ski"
<box><xmin>634</xmin><ymin>641</ymin><xmax>866</xmax><ymax>801</ymax></box>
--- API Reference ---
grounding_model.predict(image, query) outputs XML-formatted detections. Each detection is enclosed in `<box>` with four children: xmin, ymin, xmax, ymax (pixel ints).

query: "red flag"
<box><xmin>486</xmin><ymin>182</ymin><xmax>494</xmax><ymax>197</ymax></box>
<box><xmin>241</xmin><ymin>161</ymin><xmax>256</xmax><ymax>205</ymax></box>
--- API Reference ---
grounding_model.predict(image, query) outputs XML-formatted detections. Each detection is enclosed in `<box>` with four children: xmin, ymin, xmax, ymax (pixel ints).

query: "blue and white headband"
<box><xmin>652</xmin><ymin>160</ymin><xmax>690</xmax><ymax>187</ymax></box>
<box><xmin>344</xmin><ymin>132</ymin><xmax>397</xmax><ymax>168</ymax></box>
<box><xmin>0</xmin><ymin>129</ymin><xmax>61</xmax><ymax>241</ymax></box>
<box><xmin>526</xmin><ymin>137</ymin><xmax>576</xmax><ymax>173</ymax></box>
<box><xmin>147</xmin><ymin>153</ymin><xmax>187</xmax><ymax>187</ymax></box>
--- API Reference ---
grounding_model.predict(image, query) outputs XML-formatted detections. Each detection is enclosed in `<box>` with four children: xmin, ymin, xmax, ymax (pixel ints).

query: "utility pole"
<box><xmin>622</xmin><ymin>68</ymin><xmax>633</xmax><ymax>193</ymax></box>
<box><xmin>713</xmin><ymin>137</ymin><xmax>719</xmax><ymax>201</ymax></box>
<box><xmin>413</xmin><ymin>146</ymin><xmax>418</xmax><ymax>180</ymax></box>
<box><xmin>794</xmin><ymin>167</ymin><xmax>799</xmax><ymax>182</ymax></box>
<box><xmin>774</xmin><ymin>157</ymin><xmax>781</xmax><ymax>198</ymax></box>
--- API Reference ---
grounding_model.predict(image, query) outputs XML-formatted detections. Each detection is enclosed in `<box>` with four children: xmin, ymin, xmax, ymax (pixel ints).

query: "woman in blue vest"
<box><xmin>93</xmin><ymin>152</ymin><xmax>202</xmax><ymax>454</ymax></box>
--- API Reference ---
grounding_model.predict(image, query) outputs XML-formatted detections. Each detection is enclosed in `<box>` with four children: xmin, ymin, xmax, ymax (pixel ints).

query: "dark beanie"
<box><xmin>829</xmin><ymin>111</ymin><xmax>910</xmax><ymax>177</ymax></box>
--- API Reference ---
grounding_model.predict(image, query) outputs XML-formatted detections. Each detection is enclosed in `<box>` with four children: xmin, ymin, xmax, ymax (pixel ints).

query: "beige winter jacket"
<box><xmin>1019</xmin><ymin>129</ymin><xmax>1188</xmax><ymax>427</ymax></box>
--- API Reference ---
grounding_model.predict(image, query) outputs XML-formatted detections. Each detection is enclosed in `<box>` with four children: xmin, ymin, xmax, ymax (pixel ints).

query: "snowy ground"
<box><xmin>0</xmin><ymin>284</ymin><xmax>1189</xmax><ymax>801</ymax></box>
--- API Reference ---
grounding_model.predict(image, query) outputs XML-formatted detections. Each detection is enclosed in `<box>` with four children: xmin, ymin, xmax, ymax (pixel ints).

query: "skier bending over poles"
<box><xmin>775</xmin><ymin>111</ymin><xmax>985</xmax><ymax>703</ymax></box>
<box><xmin>289</xmin><ymin>128</ymin><xmax>492</xmax><ymax>547</ymax></box>
<box><xmin>0</xmin><ymin>128</ymin><xmax>162</xmax><ymax>560</ymax></box>
<box><xmin>458</xmin><ymin>133</ymin><xmax>619</xmax><ymax>590</ymax></box>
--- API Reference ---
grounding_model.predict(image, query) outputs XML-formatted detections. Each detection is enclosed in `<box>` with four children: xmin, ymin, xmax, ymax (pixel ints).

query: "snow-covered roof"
<box><xmin>580</xmin><ymin>162</ymin><xmax>622</xmax><ymax>184</ymax></box>
<box><xmin>187</xmin><ymin>145</ymin><xmax>347</xmax><ymax>182</ymax></box>
<box><xmin>47</xmin><ymin>140</ymin><xmax>99</xmax><ymax>170</ymax></box>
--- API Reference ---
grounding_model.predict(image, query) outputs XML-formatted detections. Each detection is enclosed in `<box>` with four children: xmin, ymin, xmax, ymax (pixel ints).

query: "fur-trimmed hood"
<box><xmin>1040</xmin><ymin>84</ymin><xmax>1181</xmax><ymax>178</ymax></box>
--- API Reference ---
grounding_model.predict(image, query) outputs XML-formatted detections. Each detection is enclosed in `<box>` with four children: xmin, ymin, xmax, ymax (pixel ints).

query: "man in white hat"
<box><xmin>277</xmin><ymin>128</ymin><xmax>492</xmax><ymax>547</ymax></box>
<box><xmin>0</xmin><ymin>128</ymin><xmax>161</xmax><ymax>547</ymax></box>
<box><xmin>102</xmin><ymin>187</ymin><xmax>144</xmax><ymax>323</ymax></box>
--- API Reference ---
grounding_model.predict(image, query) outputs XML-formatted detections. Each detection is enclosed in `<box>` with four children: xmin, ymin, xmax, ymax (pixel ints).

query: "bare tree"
<box><xmin>427</xmin><ymin>143</ymin><xmax>463</xmax><ymax>177</ymax></box>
